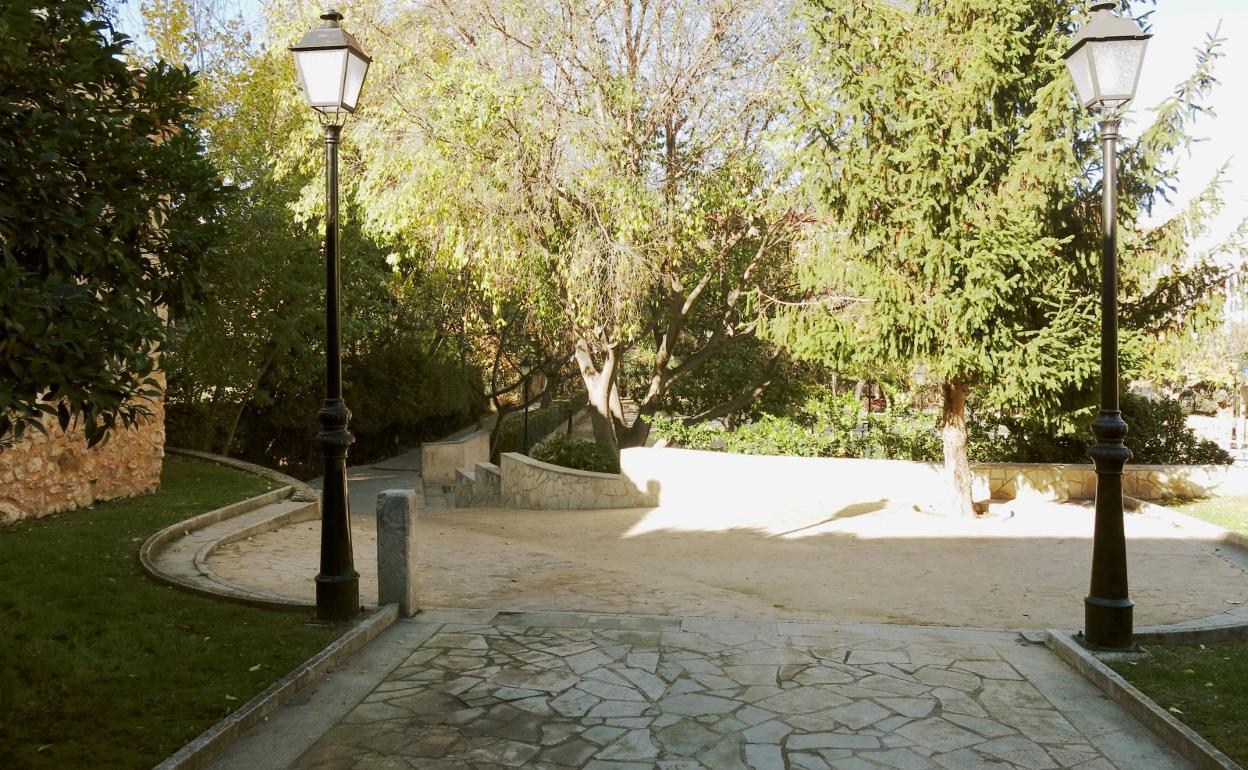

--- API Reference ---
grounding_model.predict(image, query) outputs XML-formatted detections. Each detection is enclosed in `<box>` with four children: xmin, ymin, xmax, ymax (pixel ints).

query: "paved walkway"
<box><xmin>209</xmin><ymin>496</ymin><xmax>1248</xmax><ymax>629</ymax></box>
<box><xmin>208</xmin><ymin>609</ymin><xmax>1192</xmax><ymax>770</ymax></box>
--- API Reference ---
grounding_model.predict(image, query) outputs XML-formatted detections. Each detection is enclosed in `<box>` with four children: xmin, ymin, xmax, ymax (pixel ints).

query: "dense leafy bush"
<box><xmin>1121</xmin><ymin>392</ymin><xmax>1231</xmax><ymax>464</ymax></box>
<box><xmin>493</xmin><ymin>398</ymin><xmax>584</xmax><ymax>457</ymax></box>
<box><xmin>0</xmin><ymin>0</ymin><xmax>224</xmax><ymax>444</ymax></box>
<box><xmin>654</xmin><ymin>390</ymin><xmax>1231</xmax><ymax>466</ymax></box>
<box><xmin>530</xmin><ymin>434</ymin><xmax>620</xmax><ymax>473</ymax></box>
<box><xmin>651</xmin><ymin>390</ymin><xmax>941</xmax><ymax>461</ymax></box>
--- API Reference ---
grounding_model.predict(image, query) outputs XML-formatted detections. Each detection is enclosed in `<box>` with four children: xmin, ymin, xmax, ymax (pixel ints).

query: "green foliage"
<box><xmin>1160</xmin><ymin>496</ymin><xmax>1248</xmax><ymax>537</ymax></box>
<box><xmin>656</xmin><ymin>390</ymin><xmax>1230</xmax><ymax>466</ymax></box>
<box><xmin>1120</xmin><ymin>392</ymin><xmax>1231</xmax><ymax>465</ymax></box>
<box><xmin>0</xmin><ymin>0</ymin><xmax>225</xmax><ymax>445</ymax></box>
<box><xmin>530</xmin><ymin>434</ymin><xmax>621</xmax><ymax>474</ymax></box>
<box><xmin>761</xmin><ymin>0</ymin><xmax>1242</xmax><ymax>511</ymax></box>
<box><xmin>652</xmin><ymin>390</ymin><xmax>941</xmax><ymax>461</ymax></box>
<box><xmin>0</xmin><ymin>456</ymin><xmax>339</xmax><ymax>769</ymax></box>
<box><xmin>280</xmin><ymin>0</ymin><xmax>805</xmax><ymax>455</ymax></box>
<box><xmin>1111</xmin><ymin>641</ymin><xmax>1248</xmax><ymax>767</ymax></box>
<box><xmin>970</xmin><ymin>392</ymin><xmax>1231</xmax><ymax>465</ymax></box>
<box><xmin>494</xmin><ymin>400</ymin><xmax>581</xmax><ymax>457</ymax></box>
<box><xmin>139</xmin><ymin>3</ymin><xmax>482</xmax><ymax>473</ymax></box>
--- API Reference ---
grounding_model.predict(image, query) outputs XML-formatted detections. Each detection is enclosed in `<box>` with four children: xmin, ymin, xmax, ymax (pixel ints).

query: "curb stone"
<box><xmin>153</xmin><ymin>604</ymin><xmax>399</xmax><ymax>770</ymax></box>
<box><xmin>141</xmin><ymin>448</ymin><xmax>320</xmax><ymax>609</ymax></box>
<box><xmin>1046</xmin><ymin>629</ymin><xmax>1243</xmax><ymax>770</ymax></box>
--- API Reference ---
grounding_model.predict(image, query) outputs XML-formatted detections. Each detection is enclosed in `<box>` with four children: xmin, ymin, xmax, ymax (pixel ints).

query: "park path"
<box><xmin>207</xmin><ymin>608</ymin><xmax>1192</xmax><ymax>770</ymax></box>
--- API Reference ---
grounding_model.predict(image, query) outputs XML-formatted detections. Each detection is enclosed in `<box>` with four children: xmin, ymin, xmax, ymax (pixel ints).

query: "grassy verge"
<box><xmin>1157</xmin><ymin>495</ymin><xmax>1248</xmax><ymax>536</ymax></box>
<box><xmin>0</xmin><ymin>455</ymin><xmax>341</xmax><ymax>769</ymax></box>
<box><xmin>1110</xmin><ymin>642</ymin><xmax>1248</xmax><ymax>766</ymax></box>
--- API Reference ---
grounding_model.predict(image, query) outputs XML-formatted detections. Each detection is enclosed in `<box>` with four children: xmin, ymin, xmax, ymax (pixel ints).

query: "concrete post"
<box><xmin>376</xmin><ymin>488</ymin><xmax>419</xmax><ymax>616</ymax></box>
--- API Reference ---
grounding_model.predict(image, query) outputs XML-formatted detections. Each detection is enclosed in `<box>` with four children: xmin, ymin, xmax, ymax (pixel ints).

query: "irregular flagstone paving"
<box><xmin>277</xmin><ymin>610</ymin><xmax>1190</xmax><ymax>770</ymax></box>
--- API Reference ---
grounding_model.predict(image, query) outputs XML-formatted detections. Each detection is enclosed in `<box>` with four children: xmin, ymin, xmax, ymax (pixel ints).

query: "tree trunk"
<box><xmin>941</xmin><ymin>381</ymin><xmax>975</xmax><ymax>518</ymax></box>
<box><xmin>574</xmin><ymin>338</ymin><xmax>621</xmax><ymax>458</ymax></box>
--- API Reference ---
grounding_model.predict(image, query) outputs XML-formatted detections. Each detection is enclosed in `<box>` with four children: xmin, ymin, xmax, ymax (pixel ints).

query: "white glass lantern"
<box><xmin>1063</xmin><ymin>2</ymin><xmax>1150</xmax><ymax>110</ymax></box>
<box><xmin>291</xmin><ymin>9</ymin><xmax>372</xmax><ymax>115</ymax></box>
<box><xmin>911</xmin><ymin>363</ymin><xmax>929</xmax><ymax>387</ymax></box>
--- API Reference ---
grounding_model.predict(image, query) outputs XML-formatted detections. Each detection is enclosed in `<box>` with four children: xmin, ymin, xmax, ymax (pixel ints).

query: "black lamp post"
<box><xmin>291</xmin><ymin>9</ymin><xmax>372</xmax><ymax>623</ymax></box>
<box><xmin>519</xmin><ymin>359</ymin><xmax>533</xmax><ymax>453</ymax></box>
<box><xmin>1063</xmin><ymin>1</ymin><xmax>1150</xmax><ymax>650</ymax></box>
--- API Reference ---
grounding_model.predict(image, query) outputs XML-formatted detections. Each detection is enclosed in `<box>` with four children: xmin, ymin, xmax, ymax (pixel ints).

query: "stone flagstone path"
<box><xmin>210</xmin><ymin>609</ymin><xmax>1192</xmax><ymax>770</ymax></box>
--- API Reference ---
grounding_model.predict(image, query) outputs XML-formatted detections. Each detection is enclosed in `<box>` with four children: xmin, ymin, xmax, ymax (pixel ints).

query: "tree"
<box><xmin>0</xmin><ymin>0</ymin><xmax>225</xmax><ymax>446</ymax></box>
<box><xmin>292</xmin><ymin>0</ymin><xmax>805</xmax><ymax>457</ymax></box>
<box><xmin>765</xmin><ymin>0</ymin><xmax>1242</xmax><ymax>515</ymax></box>
<box><xmin>135</xmin><ymin>0</ymin><xmax>482</xmax><ymax>471</ymax></box>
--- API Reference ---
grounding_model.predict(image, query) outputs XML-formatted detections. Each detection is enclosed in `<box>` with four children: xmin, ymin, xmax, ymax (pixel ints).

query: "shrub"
<box><xmin>1120</xmin><ymin>392</ymin><xmax>1232</xmax><ymax>465</ymax></box>
<box><xmin>493</xmin><ymin>397</ymin><xmax>585</xmax><ymax>457</ymax></box>
<box><xmin>530</xmin><ymin>434</ymin><xmax>620</xmax><ymax>473</ymax></box>
<box><xmin>655</xmin><ymin>392</ymin><xmax>1231</xmax><ymax>466</ymax></box>
<box><xmin>969</xmin><ymin>392</ymin><xmax>1231</xmax><ymax>465</ymax></box>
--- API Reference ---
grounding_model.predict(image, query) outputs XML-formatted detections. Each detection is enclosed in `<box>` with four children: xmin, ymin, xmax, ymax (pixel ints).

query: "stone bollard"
<box><xmin>376</xmin><ymin>488</ymin><xmax>419</xmax><ymax>617</ymax></box>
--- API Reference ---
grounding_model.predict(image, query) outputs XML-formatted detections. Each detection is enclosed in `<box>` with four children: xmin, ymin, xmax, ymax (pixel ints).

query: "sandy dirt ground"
<box><xmin>209</xmin><ymin>496</ymin><xmax>1247</xmax><ymax>630</ymax></box>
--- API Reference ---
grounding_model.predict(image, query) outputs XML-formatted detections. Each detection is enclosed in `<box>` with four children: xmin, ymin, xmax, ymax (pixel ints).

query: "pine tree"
<box><xmin>764</xmin><ymin>0</ymin><xmax>1242</xmax><ymax>516</ymax></box>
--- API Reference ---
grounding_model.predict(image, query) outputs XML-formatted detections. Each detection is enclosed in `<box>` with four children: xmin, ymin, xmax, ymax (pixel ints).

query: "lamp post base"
<box><xmin>315</xmin><ymin>572</ymin><xmax>360</xmax><ymax>622</ymax></box>
<box><xmin>1084</xmin><ymin>594</ymin><xmax>1133</xmax><ymax>650</ymax></box>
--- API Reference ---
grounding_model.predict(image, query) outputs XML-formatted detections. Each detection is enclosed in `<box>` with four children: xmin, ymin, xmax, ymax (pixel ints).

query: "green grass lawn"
<box><xmin>1111</xmin><ymin>641</ymin><xmax>1248</xmax><ymax>766</ymax></box>
<box><xmin>1158</xmin><ymin>495</ymin><xmax>1248</xmax><ymax>535</ymax></box>
<box><xmin>0</xmin><ymin>455</ymin><xmax>342</xmax><ymax>769</ymax></box>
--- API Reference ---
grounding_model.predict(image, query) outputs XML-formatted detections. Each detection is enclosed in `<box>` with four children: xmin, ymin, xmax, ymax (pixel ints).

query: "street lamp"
<box><xmin>291</xmin><ymin>9</ymin><xmax>372</xmax><ymax>623</ymax></box>
<box><xmin>911</xmin><ymin>363</ymin><xmax>929</xmax><ymax>389</ymax></box>
<box><xmin>518</xmin><ymin>359</ymin><xmax>533</xmax><ymax>453</ymax></box>
<box><xmin>1063</xmin><ymin>0</ymin><xmax>1150</xmax><ymax>650</ymax></box>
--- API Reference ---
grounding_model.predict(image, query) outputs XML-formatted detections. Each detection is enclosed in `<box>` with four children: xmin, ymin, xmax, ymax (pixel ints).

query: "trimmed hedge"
<box><xmin>530</xmin><ymin>434</ymin><xmax>620</xmax><ymax>473</ymax></box>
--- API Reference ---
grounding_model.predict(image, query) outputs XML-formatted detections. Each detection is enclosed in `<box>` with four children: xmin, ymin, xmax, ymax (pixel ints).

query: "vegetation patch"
<box><xmin>1159</xmin><ymin>496</ymin><xmax>1248</xmax><ymax>536</ymax></box>
<box><xmin>1110</xmin><ymin>641</ymin><xmax>1248</xmax><ymax>766</ymax></box>
<box><xmin>530</xmin><ymin>434</ymin><xmax>621</xmax><ymax>474</ymax></box>
<box><xmin>0</xmin><ymin>456</ymin><xmax>341</xmax><ymax>769</ymax></box>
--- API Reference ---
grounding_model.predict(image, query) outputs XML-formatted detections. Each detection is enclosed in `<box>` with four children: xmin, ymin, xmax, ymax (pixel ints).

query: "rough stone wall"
<box><xmin>500</xmin><ymin>452</ymin><xmax>657</xmax><ymax>510</ymax></box>
<box><xmin>0</xmin><ymin>398</ymin><xmax>165</xmax><ymax>525</ymax></box>
<box><xmin>454</xmin><ymin>462</ymin><xmax>503</xmax><ymax>507</ymax></box>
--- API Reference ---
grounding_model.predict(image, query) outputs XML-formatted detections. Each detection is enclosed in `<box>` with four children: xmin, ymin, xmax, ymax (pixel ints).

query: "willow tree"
<box><xmin>765</xmin><ymin>0</ymin><xmax>1241</xmax><ymax>516</ymax></box>
<box><xmin>295</xmin><ymin>0</ymin><xmax>804</xmax><ymax>456</ymax></box>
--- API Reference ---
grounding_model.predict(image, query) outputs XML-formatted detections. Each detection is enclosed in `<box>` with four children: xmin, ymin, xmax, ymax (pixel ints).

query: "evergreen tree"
<box><xmin>765</xmin><ymin>0</ymin><xmax>1242</xmax><ymax>515</ymax></box>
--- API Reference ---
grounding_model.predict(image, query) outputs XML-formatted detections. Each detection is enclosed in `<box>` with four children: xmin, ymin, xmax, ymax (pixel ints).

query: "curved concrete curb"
<box><xmin>1046</xmin><ymin>629</ymin><xmax>1243</xmax><ymax>770</ymax></box>
<box><xmin>1133</xmin><ymin>500</ymin><xmax>1248</xmax><ymax>643</ymax></box>
<box><xmin>141</xmin><ymin>448</ymin><xmax>320</xmax><ymax>610</ymax></box>
<box><xmin>154</xmin><ymin>604</ymin><xmax>399</xmax><ymax>770</ymax></box>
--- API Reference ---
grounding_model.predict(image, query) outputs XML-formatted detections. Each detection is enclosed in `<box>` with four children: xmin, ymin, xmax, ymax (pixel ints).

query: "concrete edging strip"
<box><xmin>1045</xmin><ymin>629</ymin><xmax>1243</xmax><ymax>770</ymax></box>
<box><xmin>141</xmin><ymin>448</ymin><xmax>320</xmax><ymax>609</ymax></box>
<box><xmin>153</xmin><ymin>604</ymin><xmax>399</xmax><ymax>770</ymax></box>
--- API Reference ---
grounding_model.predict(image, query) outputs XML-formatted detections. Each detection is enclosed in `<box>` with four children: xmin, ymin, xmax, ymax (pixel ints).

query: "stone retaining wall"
<box><xmin>454</xmin><ymin>462</ymin><xmax>503</xmax><ymax>508</ymax></box>
<box><xmin>497</xmin><ymin>446</ymin><xmax>1248</xmax><ymax>511</ymax></box>
<box><xmin>500</xmin><ymin>453</ymin><xmax>656</xmax><ymax>510</ymax></box>
<box><xmin>421</xmin><ymin>425</ymin><xmax>491</xmax><ymax>483</ymax></box>
<box><xmin>0</xmin><ymin>399</ymin><xmax>166</xmax><ymax>525</ymax></box>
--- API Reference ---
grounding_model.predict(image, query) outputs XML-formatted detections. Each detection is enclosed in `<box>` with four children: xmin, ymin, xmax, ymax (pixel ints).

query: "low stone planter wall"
<box><xmin>500</xmin><ymin>452</ymin><xmax>656</xmax><ymax>510</ymax></box>
<box><xmin>454</xmin><ymin>462</ymin><xmax>502</xmax><ymax>507</ymax></box>
<box><xmin>421</xmin><ymin>424</ymin><xmax>490</xmax><ymax>484</ymax></box>
<box><xmin>496</xmin><ymin>446</ymin><xmax>1248</xmax><ymax>511</ymax></box>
